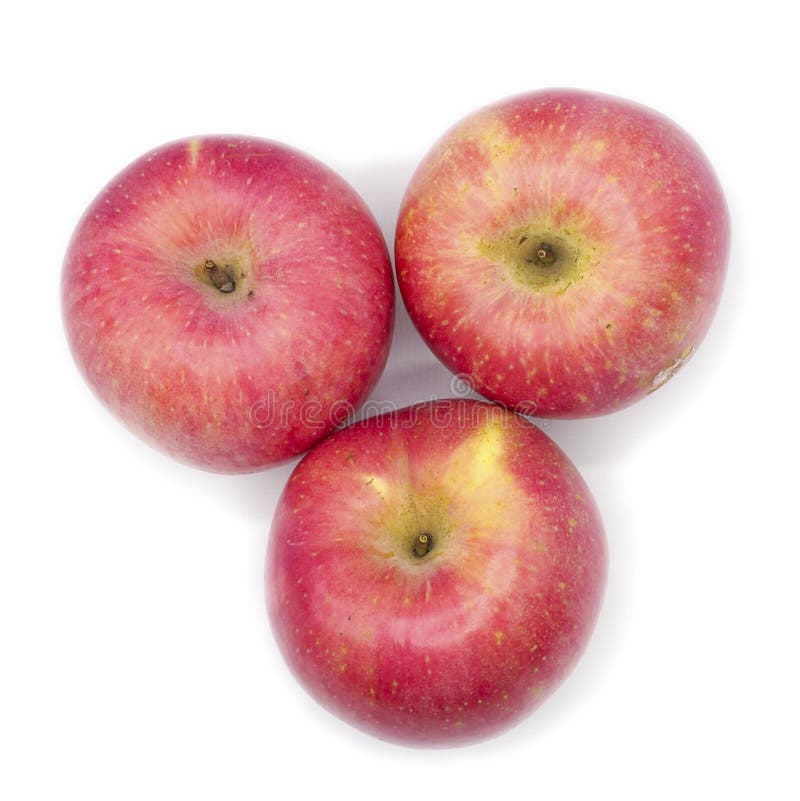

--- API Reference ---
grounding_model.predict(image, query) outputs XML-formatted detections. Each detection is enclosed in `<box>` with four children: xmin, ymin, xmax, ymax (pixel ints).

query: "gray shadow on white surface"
<box><xmin>343</xmin><ymin>158</ymin><xmax>465</xmax><ymax>409</ymax></box>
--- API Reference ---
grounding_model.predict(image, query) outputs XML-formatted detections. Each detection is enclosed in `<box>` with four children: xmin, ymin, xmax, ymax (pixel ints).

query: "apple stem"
<box><xmin>204</xmin><ymin>259</ymin><xmax>236</xmax><ymax>293</ymax></box>
<box><xmin>532</xmin><ymin>242</ymin><xmax>556</xmax><ymax>267</ymax></box>
<box><xmin>413</xmin><ymin>532</ymin><xmax>433</xmax><ymax>558</ymax></box>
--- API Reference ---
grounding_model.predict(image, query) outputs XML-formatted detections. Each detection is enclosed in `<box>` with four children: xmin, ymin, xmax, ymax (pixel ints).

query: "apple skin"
<box><xmin>62</xmin><ymin>136</ymin><xmax>393</xmax><ymax>472</ymax></box>
<box><xmin>266</xmin><ymin>399</ymin><xmax>606</xmax><ymax>746</ymax></box>
<box><xmin>396</xmin><ymin>89</ymin><xmax>730</xmax><ymax>417</ymax></box>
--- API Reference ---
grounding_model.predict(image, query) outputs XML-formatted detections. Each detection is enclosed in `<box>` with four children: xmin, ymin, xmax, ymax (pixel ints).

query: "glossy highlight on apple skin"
<box><xmin>62</xmin><ymin>136</ymin><xmax>394</xmax><ymax>473</ymax></box>
<box><xmin>396</xmin><ymin>88</ymin><xmax>730</xmax><ymax>418</ymax></box>
<box><xmin>267</xmin><ymin>400</ymin><xmax>606</xmax><ymax>746</ymax></box>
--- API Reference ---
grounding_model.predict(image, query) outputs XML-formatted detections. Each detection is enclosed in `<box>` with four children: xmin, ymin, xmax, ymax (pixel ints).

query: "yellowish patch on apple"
<box><xmin>442</xmin><ymin>419</ymin><xmax>507</xmax><ymax>495</ymax></box>
<box><xmin>188</xmin><ymin>138</ymin><xmax>201</xmax><ymax>168</ymax></box>
<box><xmin>364</xmin><ymin>475</ymin><xmax>390</xmax><ymax>498</ymax></box>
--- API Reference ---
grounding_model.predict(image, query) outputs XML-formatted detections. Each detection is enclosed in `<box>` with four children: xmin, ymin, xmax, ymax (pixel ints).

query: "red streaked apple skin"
<box><xmin>266</xmin><ymin>400</ymin><xmax>606</xmax><ymax>746</ymax></box>
<box><xmin>62</xmin><ymin>136</ymin><xmax>393</xmax><ymax>472</ymax></box>
<box><xmin>396</xmin><ymin>89</ymin><xmax>730</xmax><ymax>417</ymax></box>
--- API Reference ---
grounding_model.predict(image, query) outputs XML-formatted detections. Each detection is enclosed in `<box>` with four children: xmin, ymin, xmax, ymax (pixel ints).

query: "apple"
<box><xmin>266</xmin><ymin>399</ymin><xmax>606</xmax><ymax>746</ymax></box>
<box><xmin>62</xmin><ymin>136</ymin><xmax>393</xmax><ymax>472</ymax></box>
<box><xmin>395</xmin><ymin>89</ymin><xmax>730</xmax><ymax>417</ymax></box>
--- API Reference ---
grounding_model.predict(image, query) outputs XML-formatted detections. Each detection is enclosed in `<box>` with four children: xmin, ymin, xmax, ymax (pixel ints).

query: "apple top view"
<box><xmin>61</xmin><ymin>136</ymin><xmax>394</xmax><ymax>473</ymax></box>
<box><xmin>267</xmin><ymin>399</ymin><xmax>606</xmax><ymax>746</ymax></box>
<box><xmin>396</xmin><ymin>88</ymin><xmax>730</xmax><ymax>418</ymax></box>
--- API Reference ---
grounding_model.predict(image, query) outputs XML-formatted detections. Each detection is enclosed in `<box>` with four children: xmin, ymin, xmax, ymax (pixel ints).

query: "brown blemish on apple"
<box><xmin>647</xmin><ymin>345</ymin><xmax>696</xmax><ymax>393</ymax></box>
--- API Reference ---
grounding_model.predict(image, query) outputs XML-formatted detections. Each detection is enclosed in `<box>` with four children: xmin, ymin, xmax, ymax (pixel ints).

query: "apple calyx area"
<box><xmin>479</xmin><ymin>225</ymin><xmax>590</xmax><ymax>293</ymax></box>
<box><xmin>411</xmin><ymin>531</ymin><xmax>434</xmax><ymax>559</ymax></box>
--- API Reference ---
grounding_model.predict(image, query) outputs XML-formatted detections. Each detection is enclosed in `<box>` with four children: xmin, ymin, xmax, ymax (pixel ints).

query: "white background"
<box><xmin>2</xmin><ymin>1</ymin><xmax>798</xmax><ymax>798</ymax></box>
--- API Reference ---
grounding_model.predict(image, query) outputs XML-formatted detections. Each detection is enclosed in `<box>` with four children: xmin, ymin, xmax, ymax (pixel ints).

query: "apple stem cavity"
<box><xmin>412</xmin><ymin>532</ymin><xmax>433</xmax><ymax>559</ymax></box>
<box><xmin>204</xmin><ymin>259</ymin><xmax>236</xmax><ymax>293</ymax></box>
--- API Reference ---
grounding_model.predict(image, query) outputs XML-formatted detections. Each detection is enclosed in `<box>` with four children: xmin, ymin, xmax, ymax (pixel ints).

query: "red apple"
<box><xmin>266</xmin><ymin>399</ymin><xmax>606</xmax><ymax>746</ymax></box>
<box><xmin>395</xmin><ymin>89</ymin><xmax>730</xmax><ymax>417</ymax></box>
<box><xmin>62</xmin><ymin>136</ymin><xmax>393</xmax><ymax>472</ymax></box>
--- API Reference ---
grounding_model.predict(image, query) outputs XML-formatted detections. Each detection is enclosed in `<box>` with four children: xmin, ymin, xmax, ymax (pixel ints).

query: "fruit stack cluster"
<box><xmin>62</xmin><ymin>89</ymin><xmax>729</xmax><ymax>746</ymax></box>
